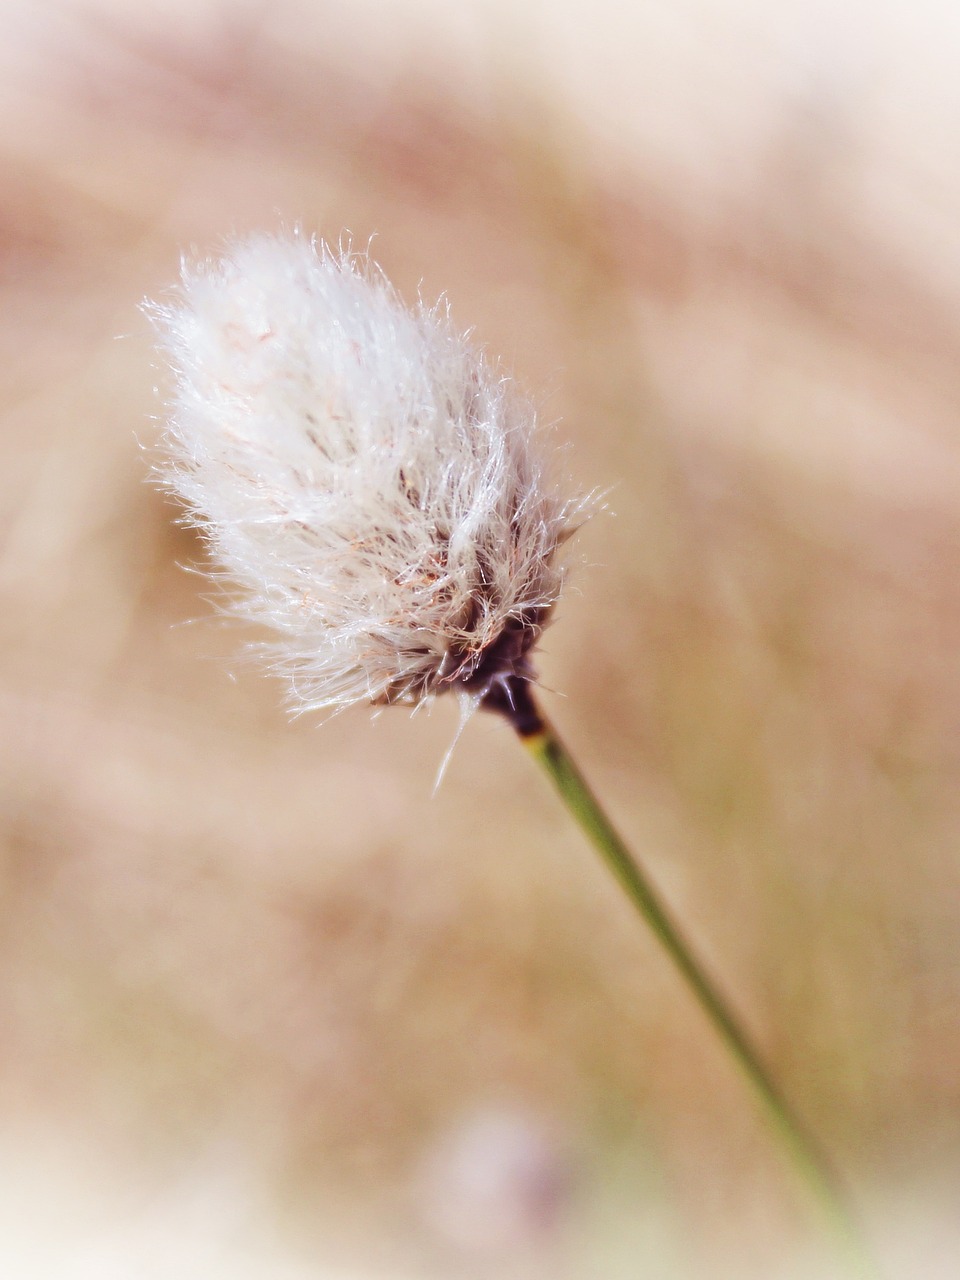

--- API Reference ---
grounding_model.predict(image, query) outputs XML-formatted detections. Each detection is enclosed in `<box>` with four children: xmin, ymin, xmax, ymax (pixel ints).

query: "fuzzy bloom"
<box><xmin>148</xmin><ymin>233</ymin><xmax>584</xmax><ymax>717</ymax></box>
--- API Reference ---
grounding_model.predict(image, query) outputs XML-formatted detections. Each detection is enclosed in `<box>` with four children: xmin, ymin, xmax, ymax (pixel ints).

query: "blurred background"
<box><xmin>1</xmin><ymin>0</ymin><xmax>959</xmax><ymax>1275</ymax></box>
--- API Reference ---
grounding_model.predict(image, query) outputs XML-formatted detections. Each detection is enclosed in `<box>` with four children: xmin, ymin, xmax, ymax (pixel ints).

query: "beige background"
<box><xmin>0</xmin><ymin>1</ymin><xmax>959</xmax><ymax>1275</ymax></box>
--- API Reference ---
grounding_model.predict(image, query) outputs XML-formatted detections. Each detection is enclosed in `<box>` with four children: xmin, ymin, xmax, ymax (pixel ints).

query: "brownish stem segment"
<box><xmin>479</xmin><ymin>674</ymin><xmax>545</xmax><ymax>737</ymax></box>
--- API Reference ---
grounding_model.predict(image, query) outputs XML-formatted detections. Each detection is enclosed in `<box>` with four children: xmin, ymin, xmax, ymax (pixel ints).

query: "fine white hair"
<box><xmin>148</xmin><ymin>232</ymin><xmax>584</xmax><ymax>717</ymax></box>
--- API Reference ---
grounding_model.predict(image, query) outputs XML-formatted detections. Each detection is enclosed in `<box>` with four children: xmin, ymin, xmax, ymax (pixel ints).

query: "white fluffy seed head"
<box><xmin>147</xmin><ymin>232</ymin><xmax>586</xmax><ymax>717</ymax></box>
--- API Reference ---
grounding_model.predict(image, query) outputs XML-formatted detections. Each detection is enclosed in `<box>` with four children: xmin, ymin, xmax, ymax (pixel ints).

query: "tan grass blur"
<box><xmin>1</xmin><ymin>2</ymin><xmax>959</xmax><ymax>1276</ymax></box>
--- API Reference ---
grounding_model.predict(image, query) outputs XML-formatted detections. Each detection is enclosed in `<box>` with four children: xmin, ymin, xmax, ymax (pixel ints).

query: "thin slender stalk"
<box><xmin>491</xmin><ymin>681</ymin><xmax>878</xmax><ymax>1278</ymax></box>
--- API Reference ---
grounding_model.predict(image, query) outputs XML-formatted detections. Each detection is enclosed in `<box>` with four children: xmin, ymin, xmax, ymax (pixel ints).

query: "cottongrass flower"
<box><xmin>149</xmin><ymin>232</ymin><xmax>580</xmax><ymax>723</ymax></box>
<box><xmin>147</xmin><ymin>232</ymin><xmax>875</xmax><ymax>1277</ymax></box>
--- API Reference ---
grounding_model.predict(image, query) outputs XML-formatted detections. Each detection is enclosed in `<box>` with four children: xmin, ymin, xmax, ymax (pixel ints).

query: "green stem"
<box><xmin>496</xmin><ymin>684</ymin><xmax>878</xmax><ymax>1277</ymax></box>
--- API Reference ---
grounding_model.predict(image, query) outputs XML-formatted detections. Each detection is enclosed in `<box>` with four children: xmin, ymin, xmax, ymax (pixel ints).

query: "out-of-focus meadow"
<box><xmin>1</xmin><ymin>1</ymin><xmax>959</xmax><ymax>1275</ymax></box>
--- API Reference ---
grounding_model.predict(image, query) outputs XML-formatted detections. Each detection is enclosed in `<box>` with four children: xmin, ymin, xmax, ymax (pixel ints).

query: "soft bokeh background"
<box><xmin>1</xmin><ymin>1</ymin><xmax>959</xmax><ymax>1276</ymax></box>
